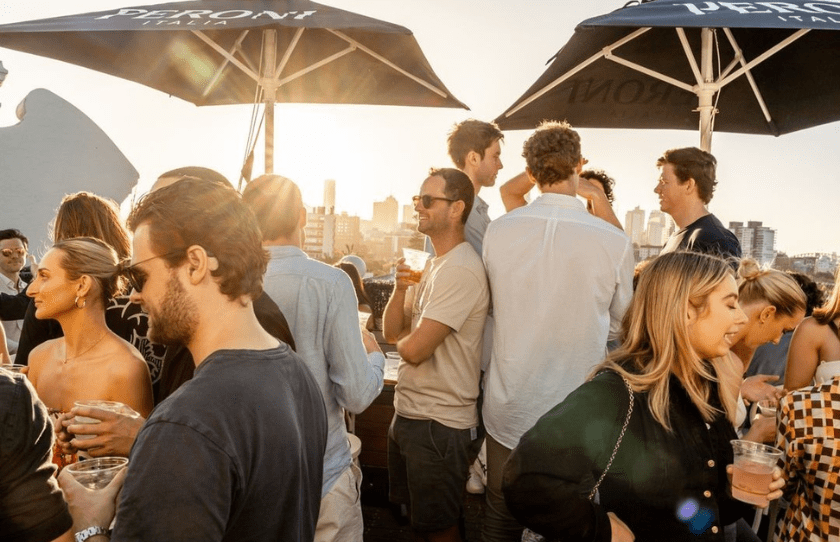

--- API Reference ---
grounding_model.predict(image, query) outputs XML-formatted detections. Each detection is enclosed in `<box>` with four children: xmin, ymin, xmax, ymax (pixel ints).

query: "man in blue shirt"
<box><xmin>243</xmin><ymin>174</ymin><xmax>384</xmax><ymax>542</ymax></box>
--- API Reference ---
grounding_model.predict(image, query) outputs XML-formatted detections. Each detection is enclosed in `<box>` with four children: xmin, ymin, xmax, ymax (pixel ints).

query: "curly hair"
<box><xmin>580</xmin><ymin>169</ymin><xmax>615</xmax><ymax>204</ymax></box>
<box><xmin>522</xmin><ymin>121</ymin><xmax>581</xmax><ymax>187</ymax></box>
<box><xmin>127</xmin><ymin>179</ymin><xmax>268</xmax><ymax>301</ymax></box>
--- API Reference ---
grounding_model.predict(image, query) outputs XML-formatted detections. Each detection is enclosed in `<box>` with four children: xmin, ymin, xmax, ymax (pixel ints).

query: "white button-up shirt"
<box><xmin>482</xmin><ymin>193</ymin><xmax>634</xmax><ymax>449</ymax></box>
<box><xmin>0</xmin><ymin>274</ymin><xmax>24</xmax><ymax>355</ymax></box>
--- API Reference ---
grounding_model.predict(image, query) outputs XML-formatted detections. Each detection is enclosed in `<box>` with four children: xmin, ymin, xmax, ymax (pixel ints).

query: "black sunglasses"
<box><xmin>120</xmin><ymin>250</ymin><xmax>183</xmax><ymax>293</ymax></box>
<box><xmin>412</xmin><ymin>195</ymin><xmax>455</xmax><ymax>208</ymax></box>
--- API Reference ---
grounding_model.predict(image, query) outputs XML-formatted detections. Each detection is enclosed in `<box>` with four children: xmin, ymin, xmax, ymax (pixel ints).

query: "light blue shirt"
<box><xmin>264</xmin><ymin>246</ymin><xmax>384</xmax><ymax>496</ymax></box>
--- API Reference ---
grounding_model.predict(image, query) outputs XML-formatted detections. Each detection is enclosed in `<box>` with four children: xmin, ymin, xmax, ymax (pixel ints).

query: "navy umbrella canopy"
<box><xmin>0</xmin><ymin>0</ymin><xmax>468</xmax><ymax>171</ymax></box>
<box><xmin>496</xmin><ymin>0</ymin><xmax>840</xmax><ymax>150</ymax></box>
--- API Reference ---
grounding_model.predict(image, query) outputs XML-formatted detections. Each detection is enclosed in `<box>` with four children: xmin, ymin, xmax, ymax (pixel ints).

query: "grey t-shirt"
<box><xmin>113</xmin><ymin>345</ymin><xmax>327</xmax><ymax>542</ymax></box>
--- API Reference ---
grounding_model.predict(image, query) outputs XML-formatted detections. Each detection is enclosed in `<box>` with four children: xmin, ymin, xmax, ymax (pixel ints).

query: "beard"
<box><xmin>147</xmin><ymin>273</ymin><xmax>198</xmax><ymax>347</ymax></box>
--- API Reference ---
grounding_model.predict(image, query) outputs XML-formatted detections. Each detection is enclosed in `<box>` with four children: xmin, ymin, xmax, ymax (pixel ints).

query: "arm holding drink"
<box><xmin>57</xmin><ymin>466</ymin><xmax>127</xmax><ymax>542</ymax></box>
<box><xmin>56</xmin><ymin>405</ymin><xmax>145</xmax><ymax>458</ymax></box>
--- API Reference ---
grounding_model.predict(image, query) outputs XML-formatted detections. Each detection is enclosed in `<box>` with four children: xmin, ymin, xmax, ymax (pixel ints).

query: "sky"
<box><xmin>0</xmin><ymin>0</ymin><xmax>837</xmax><ymax>255</ymax></box>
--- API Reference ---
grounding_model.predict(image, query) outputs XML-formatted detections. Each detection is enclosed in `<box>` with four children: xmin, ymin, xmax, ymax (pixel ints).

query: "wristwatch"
<box><xmin>75</xmin><ymin>526</ymin><xmax>111</xmax><ymax>542</ymax></box>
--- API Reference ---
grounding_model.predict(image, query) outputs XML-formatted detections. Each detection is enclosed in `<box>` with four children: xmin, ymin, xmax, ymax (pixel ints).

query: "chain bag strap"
<box><xmin>587</xmin><ymin>372</ymin><xmax>634</xmax><ymax>501</ymax></box>
<box><xmin>521</xmin><ymin>371</ymin><xmax>634</xmax><ymax>542</ymax></box>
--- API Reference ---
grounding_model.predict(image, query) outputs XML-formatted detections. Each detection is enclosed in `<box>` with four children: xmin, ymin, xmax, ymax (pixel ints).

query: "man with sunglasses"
<box><xmin>0</xmin><ymin>228</ymin><xmax>29</xmax><ymax>357</ymax></box>
<box><xmin>58</xmin><ymin>179</ymin><xmax>327</xmax><ymax>542</ymax></box>
<box><xmin>383</xmin><ymin>168</ymin><xmax>489</xmax><ymax>542</ymax></box>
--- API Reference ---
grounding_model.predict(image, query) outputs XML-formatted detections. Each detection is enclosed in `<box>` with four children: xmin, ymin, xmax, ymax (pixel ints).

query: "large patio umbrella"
<box><xmin>0</xmin><ymin>0</ymin><xmax>468</xmax><ymax>173</ymax></box>
<box><xmin>495</xmin><ymin>0</ymin><xmax>840</xmax><ymax>151</ymax></box>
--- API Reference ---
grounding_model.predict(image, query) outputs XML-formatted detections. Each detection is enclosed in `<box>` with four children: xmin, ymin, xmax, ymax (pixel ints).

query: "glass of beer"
<box><xmin>72</xmin><ymin>400</ymin><xmax>139</xmax><ymax>442</ymax></box>
<box><xmin>402</xmin><ymin>248</ymin><xmax>430</xmax><ymax>284</ymax></box>
<box><xmin>730</xmin><ymin>439</ymin><xmax>782</xmax><ymax>506</ymax></box>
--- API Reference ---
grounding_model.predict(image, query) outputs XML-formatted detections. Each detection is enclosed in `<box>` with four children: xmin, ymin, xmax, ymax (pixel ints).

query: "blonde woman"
<box><xmin>720</xmin><ymin>260</ymin><xmax>807</xmax><ymax>443</ymax></box>
<box><xmin>503</xmin><ymin>252</ymin><xmax>784</xmax><ymax>541</ymax></box>
<box><xmin>26</xmin><ymin>238</ymin><xmax>152</xmax><ymax>464</ymax></box>
<box><xmin>784</xmin><ymin>266</ymin><xmax>840</xmax><ymax>390</ymax></box>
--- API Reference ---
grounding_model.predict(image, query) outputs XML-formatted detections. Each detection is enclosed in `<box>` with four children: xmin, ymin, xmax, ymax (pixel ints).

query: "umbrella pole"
<box><xmin>264</xmin><ymin>29</ymin><xmax>277</xmax><ymax>174</ymax></box>
<box><xmin>698</xmin><ymin>28</ymin><xmax>715</xmax><ymax>153</ymax></box>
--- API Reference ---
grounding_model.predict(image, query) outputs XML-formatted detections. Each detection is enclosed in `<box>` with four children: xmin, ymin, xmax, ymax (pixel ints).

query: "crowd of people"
<box><xmin>1</xmin><ymin>118</ymin><xmax>838</xmax><ymax>542</ymax></box>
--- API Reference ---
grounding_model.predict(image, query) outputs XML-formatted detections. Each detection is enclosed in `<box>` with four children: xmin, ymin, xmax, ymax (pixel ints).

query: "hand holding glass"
<box><xmin>730</xmin><ymin>439</ymin><xmax>783</xmax><ymax>506</ymax></box>
<box><xmin>402</xmin><ymin>248</ymin><xmax>429</xmax><ymax>284</ymax></box>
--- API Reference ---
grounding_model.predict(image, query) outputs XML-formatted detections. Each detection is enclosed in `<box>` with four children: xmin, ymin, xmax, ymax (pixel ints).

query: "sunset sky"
<box><xmin>0</xmin><ymin>0</ymin><xmax>837</xmax><ymax>255</ymax></box>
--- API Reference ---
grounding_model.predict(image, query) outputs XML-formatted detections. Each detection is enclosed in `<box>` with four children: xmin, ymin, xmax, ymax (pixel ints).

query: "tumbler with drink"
<box><xmin>730</xmin><ymin>439</ymin><xmax>783</xmax><ymax>506</ymax></box>
<box><xmin>401</xmin><ymin>248</ymin><xmax>430</xmax><ymax>284</ymax></box>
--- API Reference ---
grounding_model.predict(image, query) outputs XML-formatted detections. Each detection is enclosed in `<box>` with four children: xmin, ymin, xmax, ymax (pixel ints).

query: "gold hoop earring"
<box><xmin>74</xmin><ymin>296</ymin><xmax>86</xmax><ymax>309</ymax></box>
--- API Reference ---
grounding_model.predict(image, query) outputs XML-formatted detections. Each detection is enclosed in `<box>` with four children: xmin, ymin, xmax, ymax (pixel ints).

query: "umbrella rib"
<box><xmin>717</xmin><ymin>29</ymin><xmax>809</xmax><ymax>89</ymax></box>
<box><xmin>201</xmin><ymin>30</ymin><xmax>250</xmax><ymax>99</ymax></box>
<box><xmin>676</xmin><ymin>28</ymin><xmax>703</xmax><ymax>86</ymax></box>
<box><xmin>605</xmin><ymin>54</ymin><xmax>694</xmax><ymax>93</ymax></box>
<box><xmin>191</xmin><ymin>30</ymin><xmax>261</xmax><ymax>85</ymax></box>
<box><xmin>327</xmin><ymin>29</ymin><xmax>448</xmax><ymax>98</ymax></box>
<box><xmin>276</xmin><ymin>45</ymin><xmax>356</xmax><ymax>87</ymax></box>
<box><xmin>504</xmin><ymin>27</ymin><xmax>651</xmax><ymax>118</ymax></box>
<box><xmin>275</xmin><ymin>27</ymin><xmax>304</xmax><ymax>80</ymax></box>
<box><xmin>721</xmin><ymin>28</ymin><xmax>772</xmax><ymax>124</ymax></box>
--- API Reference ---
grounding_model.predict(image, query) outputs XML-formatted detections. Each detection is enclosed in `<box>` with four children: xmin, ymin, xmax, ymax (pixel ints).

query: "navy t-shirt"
<box><xmin>661</xmin><ymin>213</ymin><xmax>742</xmax><ymax>261</ymax></box>
<box><xmin>113</xmin><ymin>345</ymin><xmax>327</xmax><ymax>542</ymax></box>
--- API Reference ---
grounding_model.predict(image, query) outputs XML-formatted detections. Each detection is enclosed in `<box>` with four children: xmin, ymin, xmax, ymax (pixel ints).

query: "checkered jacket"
<box><xmin>774</xmin><ymin>375</ymin><xmax>840</xmax><ymax>542</ymax></box>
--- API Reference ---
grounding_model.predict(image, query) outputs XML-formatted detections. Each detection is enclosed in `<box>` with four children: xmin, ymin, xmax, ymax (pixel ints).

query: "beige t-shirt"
<box><xmin>394</xmin><ymin>242</ymin><xmax>489</xmax><ymax>429</ymax></box>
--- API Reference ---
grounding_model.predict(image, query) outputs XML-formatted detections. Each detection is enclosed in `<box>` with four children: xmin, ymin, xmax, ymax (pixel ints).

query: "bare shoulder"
<box><xmin>27</xmin><ymin>338</ymin><xmax>62</xmax><ymax>371</ymax></box>
<box><xmin>103</xmin><ymin>335</ymin><xmax>149</xmax><ymax>375</ymax></box>
<box><xmin>794</xmin><ymin>317</ymin><xmax>830</xmax><ymax>342</ymax></box>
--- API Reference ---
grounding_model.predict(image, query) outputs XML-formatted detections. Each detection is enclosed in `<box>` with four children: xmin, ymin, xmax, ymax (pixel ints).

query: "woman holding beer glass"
<box><xmin>25</xmin><ymin>237</ymin><xmax>153</xmax><ymax>467</ymax></box>
<box><xmin>503</xmin><ymin>252</ymin><xmax>784</xmax><ymax>541</ymax></box>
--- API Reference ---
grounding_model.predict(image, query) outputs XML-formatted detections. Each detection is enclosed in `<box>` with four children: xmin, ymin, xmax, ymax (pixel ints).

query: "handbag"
<box><xmin>521</xmin><ymin>372</ymin><xmax>635</xmax><ymax>542</ymax></box>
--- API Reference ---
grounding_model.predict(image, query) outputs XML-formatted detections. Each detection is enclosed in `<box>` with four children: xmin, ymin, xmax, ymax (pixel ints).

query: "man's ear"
<box><xmin>450</xmin><ymin>199</ymin><xmax>466</xmax><ymax>224</ymax></box>
<box><xmin>299</xmin><ymin>207</ymin><xmax>307</xmax><ymax>228</ymax></box>
<box><xmin>683</xmin><ymin>177</ymin><xmax>697</xmax><ymax>195</ymax></box>
<box><xmin>184</xmin><ymin>245</ymin><xmax>213</xmax><ymax>285</ymax></box>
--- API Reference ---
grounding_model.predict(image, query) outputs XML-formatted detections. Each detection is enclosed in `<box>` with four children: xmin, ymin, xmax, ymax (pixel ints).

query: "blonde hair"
<box><xmin>813</xmin><ymin>265</ymin><xmax>840</xmax><ymax>326</ymax></box>
<box><xmin>737</xmin><ymin>258</ymin><xmax>806</xmax><ymax>316</ymax></box>
<box><xmin>53</xmin><ymin>237</ymin><xmax>125</xmax><ymax>305</ymax></box>
<box><xmin>592</xmin><ymin>251</ymin><xmax>737</xmax><ymax>431</ymax></box>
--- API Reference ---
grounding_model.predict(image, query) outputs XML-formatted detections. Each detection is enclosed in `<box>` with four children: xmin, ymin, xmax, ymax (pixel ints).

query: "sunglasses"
<box><xmin>1</xmin><ymin>248</ymin><xmax>26</xmax><ymax>257</ymax></box>
<box><xmin>120</xmin><ymin>250</ymin><xmax>183</xmax><ymax>293</ymax></box>
<box><xmin>412</xmin><ymin>195</ymin><xmax>455</xmax><ymax>208</ymax></box>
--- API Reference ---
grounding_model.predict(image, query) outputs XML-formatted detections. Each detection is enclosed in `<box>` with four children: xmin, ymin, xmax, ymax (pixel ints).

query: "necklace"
<box><xmin>64</xmin><ymin>332</ymin><xmax>108</xmax><ymax>364</ymax></box>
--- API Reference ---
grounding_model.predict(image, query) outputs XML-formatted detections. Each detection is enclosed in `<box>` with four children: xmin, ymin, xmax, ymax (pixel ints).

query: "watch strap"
<box><xmin>75</xmin><ymin>526</ymin><xmax>111</xmax><ymax>542</ymax></box>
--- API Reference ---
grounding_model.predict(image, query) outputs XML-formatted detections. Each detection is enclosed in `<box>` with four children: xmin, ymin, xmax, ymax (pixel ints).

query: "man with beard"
<box><xmin>383</xmin><ymin>168</ymin><xmax>489</xmax><ymax>542</ymax></box>
<box><xmin>58</xmin><ymin>179</ymin><xmax>327</xmax><ymax>542</ymax></box>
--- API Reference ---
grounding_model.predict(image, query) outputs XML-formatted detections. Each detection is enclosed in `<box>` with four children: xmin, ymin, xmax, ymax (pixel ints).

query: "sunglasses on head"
<box><xmin>1</xmin><ymin>248</ymin><xmax>26</xmax><ymax>257</ymax></box>
<box><xmin>120</xmin><ymin>250</ymin><xmax>183</xmax><ymax>293</ymax></box>
<box><xmin>412</xmin><ymin>195</ymin><xmax>455</xmax><ymax>208</ymax></box>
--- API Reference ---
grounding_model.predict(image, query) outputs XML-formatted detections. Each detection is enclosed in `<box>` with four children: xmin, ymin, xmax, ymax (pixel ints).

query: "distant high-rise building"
<box><xmin>303</xmin><ymin>206</ymin><xmax>334</xmax><ymax>259</ymax></box>
<box><xmin>645</xmin><ymin>210</ymin><xmax>665</xmax><ymax>247</ymax></box>
<box><xmin>323</xmin><ymin>179</ymin><xmax>335</xmax><ymax>214</ymax></box>
<box><xmin>373</xmin><ymin>196</ymin><xmax>399</xmax><ymax>232</ymax></box>
<box><xmin>625</xmin><ymin>206</ymin><xmax>646</xmax><ymax>245</ymax></box>
<box><xmin>402</xmin><ymin>204</ymin><xmax>416</xmax><ymax>226</ymax></box>
<box><xmin>334</xmin><ymin>212</ymin><xmax>362</xmax><ymax>255</ymax></box>
<box><xmin>729</xmin><ymin>220</ymin><xmax>776</xmax><ymax>265</ymax></box>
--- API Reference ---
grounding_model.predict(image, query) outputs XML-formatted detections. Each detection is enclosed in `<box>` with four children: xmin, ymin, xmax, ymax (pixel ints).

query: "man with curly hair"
<box><xmin>481</xmin><ymin>121</ymin><xmax>634</xmax><ymax>542</ymax></box>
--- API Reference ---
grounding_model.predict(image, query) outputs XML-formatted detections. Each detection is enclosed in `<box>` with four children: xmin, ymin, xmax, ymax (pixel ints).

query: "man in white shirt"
<box><xmin>481</xmin><ymin>121</ymin><xmax>634</xmax><ymax>542</ymax></box>
<box><xmin>0</xmin><ymin>229</ymin><xmax>29</xmax><ymax>356</ymax></box>
<box><xmin>384</xmin><ymin>168</ymin><xmax>489</xmax><ymax>542</ymax></box>
<box><xmin>242</xmin><ymin>175</ymin><xmax>384</xmax><ymax>542</ymax></box>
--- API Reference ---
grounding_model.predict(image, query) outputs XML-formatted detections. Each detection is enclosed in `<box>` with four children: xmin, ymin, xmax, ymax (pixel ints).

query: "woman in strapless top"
<box><xmin>785</xmin><ymin>267</ymin><xmax>840</xmax><ymax>390</ymax></box>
